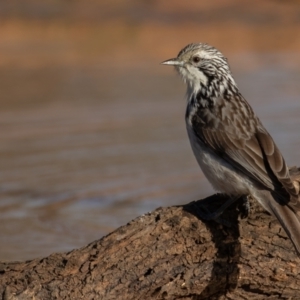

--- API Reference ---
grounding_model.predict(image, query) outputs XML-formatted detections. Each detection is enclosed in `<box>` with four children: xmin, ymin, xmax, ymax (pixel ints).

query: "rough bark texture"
<box><xmin>1</xmin><ymin>191</ymin><xmax>300</xmax><ymax>300</ymax></box>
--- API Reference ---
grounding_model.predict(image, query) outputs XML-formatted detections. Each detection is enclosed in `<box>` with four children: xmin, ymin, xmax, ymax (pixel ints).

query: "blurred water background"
<box><xmin>0</xmin><ymin>0</ymin><xmax>300</xmax><ymax>261</ymax></box>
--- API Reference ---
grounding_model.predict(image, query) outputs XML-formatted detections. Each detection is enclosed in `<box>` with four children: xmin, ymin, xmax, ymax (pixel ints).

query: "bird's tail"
<box><xmin>290</xmin><ymin>166</ymin><xmax>300</xmax><ymax>195</ymax></box>
<box><xmin>256</xmin><ymin>189</ymin><xmax>300</xmax><ymax>256</ymax></box>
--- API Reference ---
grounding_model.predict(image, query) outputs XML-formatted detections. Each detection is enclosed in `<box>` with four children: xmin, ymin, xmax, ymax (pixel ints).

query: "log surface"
<box><xmin>1</xmin><ymin>193</ymin><xmax>300</xmax><ymax>300</ymax></box>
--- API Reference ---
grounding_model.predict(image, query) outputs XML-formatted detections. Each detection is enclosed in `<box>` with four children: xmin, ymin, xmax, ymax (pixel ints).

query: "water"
<box><xmin>0</xmin><ymin>55</ymin><xmax>299</xmax><ymax>261</ymax></box>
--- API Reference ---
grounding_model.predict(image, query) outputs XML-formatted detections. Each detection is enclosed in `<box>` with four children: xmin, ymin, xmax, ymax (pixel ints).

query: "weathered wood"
<box><xmin>1</xmin><ymin>190</ymin><xmax>300</xmax><ymax>300</ymax></box>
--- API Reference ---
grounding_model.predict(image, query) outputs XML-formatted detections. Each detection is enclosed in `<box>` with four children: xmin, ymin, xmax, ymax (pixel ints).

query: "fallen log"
<box><xmin>1</xmin><ymin>167</ymin><xmax>300</xmax><ymax>299</ymax></box>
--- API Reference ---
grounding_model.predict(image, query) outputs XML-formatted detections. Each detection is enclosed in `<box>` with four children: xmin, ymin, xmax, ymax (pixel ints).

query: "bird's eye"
<box><xmin>192</xmin><ymin>56</ymin><xmax>200</xmax><ymax>63</ymax></box>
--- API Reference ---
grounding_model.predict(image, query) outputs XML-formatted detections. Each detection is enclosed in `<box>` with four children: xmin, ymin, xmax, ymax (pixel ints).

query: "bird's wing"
<box><xmin>191</xmin><ymin>95</ymin><xmax>299</xmax><ymax>209</ymax></box>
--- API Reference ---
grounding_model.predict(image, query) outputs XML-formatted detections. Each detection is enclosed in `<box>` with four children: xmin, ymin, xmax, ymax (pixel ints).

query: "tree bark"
<box><xmin>1</xmin><ymin>193</ymin><xmax>300</xmax><ymax>300</ymax></box>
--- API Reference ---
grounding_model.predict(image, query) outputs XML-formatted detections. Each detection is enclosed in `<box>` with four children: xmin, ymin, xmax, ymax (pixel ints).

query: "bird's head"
<box><xmin>162</xmin><ymin>43</ymin><xmax>232</xmax><ymax>92</ymax></box>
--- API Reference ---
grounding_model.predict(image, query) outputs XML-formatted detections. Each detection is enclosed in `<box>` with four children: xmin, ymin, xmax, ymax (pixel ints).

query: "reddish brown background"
<box><xmin>0</xmin><ymin>0</ymin><xmax>300</xmax><ymax>261</ymax></box>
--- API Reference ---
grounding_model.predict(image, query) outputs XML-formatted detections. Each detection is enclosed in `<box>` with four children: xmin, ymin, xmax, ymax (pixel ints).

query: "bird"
<box><xmin>162</xmin><ymin>43</ymin><xmax>300</xmax><ymax>254</ymax></box>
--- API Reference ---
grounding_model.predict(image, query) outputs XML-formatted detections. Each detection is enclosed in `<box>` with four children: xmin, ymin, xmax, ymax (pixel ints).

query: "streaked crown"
<box><xmin>162</xmin><ymin>43</ymin><xmax>233</xmax><ymax>91</ymax></box>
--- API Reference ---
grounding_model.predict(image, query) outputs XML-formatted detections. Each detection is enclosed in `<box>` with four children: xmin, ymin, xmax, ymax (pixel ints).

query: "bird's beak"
<box><xmin>161</xmin><ymin>58</ymin><xmax>183</xmax><ymax>66</ymax></box>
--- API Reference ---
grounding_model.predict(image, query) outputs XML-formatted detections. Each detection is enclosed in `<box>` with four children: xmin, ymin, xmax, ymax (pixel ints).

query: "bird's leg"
<box><xmin>196</xmin><ymin>195</ymin><xmax>250</xmax><ymax>227</ymax></box>
<box><xmin>194</xmin><ymin>195</ymin><xmax>241</xmax><ymax>226</ymax></box>
<box><xmin>195</xmin><ymin>194</ymin><xmax>251</xmax><ymax>226</ymax></box>
<box><xmin>237</xmin><ymin>194</ymin><xmax>251</xmax><ymax>219</ymax></box>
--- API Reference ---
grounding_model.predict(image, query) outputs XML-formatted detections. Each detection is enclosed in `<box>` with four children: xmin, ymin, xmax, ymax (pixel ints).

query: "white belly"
<box><xmin>186</xmin><ymin>126</ymin><xmax>253</xmax><ymax>196</ymax></box>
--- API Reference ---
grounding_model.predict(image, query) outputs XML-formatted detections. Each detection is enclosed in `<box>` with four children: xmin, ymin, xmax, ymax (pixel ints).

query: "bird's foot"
<box><xmin>194</xmin><ymin>195</ymin><xmax>240</xmax><ymax>227</ymax></box>
<box><xmin>237</xmin><ymin>195</ymin><xmax>251</xmax><ymax>219</ymax></box>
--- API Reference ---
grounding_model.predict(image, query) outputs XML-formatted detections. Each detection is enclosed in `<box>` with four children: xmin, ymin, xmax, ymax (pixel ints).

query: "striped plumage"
<box><xmin>162</xmin><ymin>43</ymin><xmax>300</xmax><ymax>254</ymax></box>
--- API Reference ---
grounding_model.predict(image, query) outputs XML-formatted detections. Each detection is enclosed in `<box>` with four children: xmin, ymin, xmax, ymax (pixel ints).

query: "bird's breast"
<box><xmin>185</xmin><ymin>124</ymin><xmax>253</xmax><ymax>196</ymax></box>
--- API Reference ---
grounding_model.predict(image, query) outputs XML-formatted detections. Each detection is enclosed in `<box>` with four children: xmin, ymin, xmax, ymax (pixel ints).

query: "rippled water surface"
<box><xmin>0</xmin><ymin>54</ymin><xmax>300</xmax><ymax>261</ymax></box>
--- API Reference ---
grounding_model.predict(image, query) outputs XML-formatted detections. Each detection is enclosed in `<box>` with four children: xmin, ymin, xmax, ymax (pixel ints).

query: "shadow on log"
<box><xmin>1</xmin><ymin>168</ymin><xmax>300</xmax><ymax>299</ymax></box>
